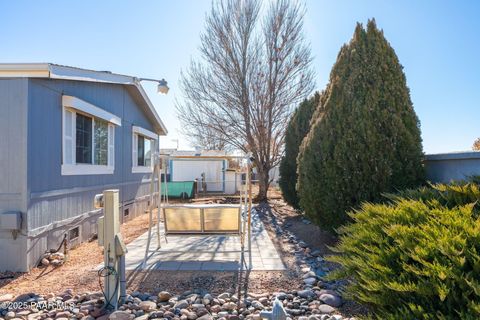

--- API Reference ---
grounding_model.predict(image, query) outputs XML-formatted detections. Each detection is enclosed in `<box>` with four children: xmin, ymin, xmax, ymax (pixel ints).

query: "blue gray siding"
<box><xmin>22</xmin><ymin>79</ymin><xmax>160</xmax><ymax>271</ymax></box>
<box><xmin>0</xmin><ymin>79</ymin><xmax>29</xmax><ymax>271</ymax></box>
<box><xmin>26</xmin><ymin>79</ymin><xmax>157</xmax><ymax>231</ymax></box>
<box><xmin>0</xmin><ymin>77</ymin><xmax>162</xmax><ymax>272</ymax></box>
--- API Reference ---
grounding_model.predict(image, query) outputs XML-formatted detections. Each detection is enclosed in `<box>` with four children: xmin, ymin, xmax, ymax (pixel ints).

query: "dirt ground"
<box><xmin>0</xmin><ymin>211</ymin><xmax>159</xmax><ymax>296</ymax></box>
<box><xmin>0</xmin><ymin>189</ymin><xmax>336</xmax><ymax>298</ymax></box>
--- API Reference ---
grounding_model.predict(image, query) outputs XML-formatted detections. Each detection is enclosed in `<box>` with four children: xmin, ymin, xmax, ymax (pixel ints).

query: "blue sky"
<box><xmin>0</xmin><ymin>0</ymin><xmax>478</xmax><ymax>153</ymax></box>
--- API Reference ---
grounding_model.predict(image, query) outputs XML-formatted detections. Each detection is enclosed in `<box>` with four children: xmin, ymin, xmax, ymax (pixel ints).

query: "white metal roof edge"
<box><xmin>425</xmin><ymin>151</ymin><xmax>480</xmax><ymax>161</ymax></box>
<box><xmin>0</xmin><ymin>63</ymin><xmax>168</xmax><ymax>135</ymax></box>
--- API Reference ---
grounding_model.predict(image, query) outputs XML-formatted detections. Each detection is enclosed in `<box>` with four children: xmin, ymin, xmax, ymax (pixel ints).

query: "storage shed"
<box><xmin>161</xmin><ymin>150</ymin><xmax>241</xmax><ymax>194</ymax></box>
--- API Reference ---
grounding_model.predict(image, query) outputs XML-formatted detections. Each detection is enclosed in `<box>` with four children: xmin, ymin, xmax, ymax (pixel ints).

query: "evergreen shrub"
<box><xmin>297</xmin><ymin>19</ymin><xmax>424</xmax><ymax>229</ymax></box>
<box><xmin>329</xmin><ymin>182</ymin><xmax>480</xmax><ymax>319</ymax></box>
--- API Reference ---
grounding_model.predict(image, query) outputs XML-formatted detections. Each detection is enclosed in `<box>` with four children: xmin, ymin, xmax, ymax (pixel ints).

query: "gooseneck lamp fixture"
<box><xmin>136</xmin><ymin>77</ymin><xmax>170</xmax><ymax>94</ymax></box>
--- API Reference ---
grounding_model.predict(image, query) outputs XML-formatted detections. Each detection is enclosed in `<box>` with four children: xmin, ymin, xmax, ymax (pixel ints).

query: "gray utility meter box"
<box><xmin>0</xmin><ymin>211</ymin><xmax>21</xmax><ymax>230</ymax></box>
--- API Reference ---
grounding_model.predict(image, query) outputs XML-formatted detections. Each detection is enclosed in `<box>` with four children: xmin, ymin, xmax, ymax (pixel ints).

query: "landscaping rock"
<box><xmin>297</xmin><ymin>290</ymin><xmax>316</xmax><ymax>299</ymax></box>
<box><xmin>157</xmin><ymin>291</ymin><xmax>172</xmax><ymax>302</ymax></box>
<box><xmin>4</xmin><ymin>312</ymin><xmax>16</xmax><ymax>320</ymax></box>
<box><xmin>298</xmin><ymin>241</ymin><xmax>308</xmax><ymax>248</ymax></box>
<box><xmin>274</xmin><ymin>292</ymin><xmax>288</xmax><ymax>300</ymax></box>
<box><xmin>210</xmin><ymin>305</ymin><xmax>221</xmax><ymax>313</ymax></box>
<box><xmin>304</xmin><ymin>277</ymin><xmax>317</xmax><ymax>285</ymax></box>
<box><xmin>317</xmin><ymin>304</ymin><xmax>335</xmax><ymax>314</ymax></box>
<box><xmin>250</xmin><ymin>301</ymin><xmax>263</xmax><ymax>309</ymax></box>
<box><xmin>138</xmin><ymin>300</ymin><xmax>157</xmax><ymax>312</ymax></box>
<box><xmin>222</xmin><ymin>302</ymin><xmax>237</xmax><ymax>311</ymax></box>
<box><xmin>174</xmin><ymin>300</ymin><xmax>189</xmax><ymax>310</ymax></box>
<box><xmin>318</xmin><ymin>294</ymin><xmax>342</xmax><ymax>308</ymax></box>
<box><xmin>218</xmin><ymin>292</ymin><xmax>230</xmax><ymax>300</ymax></box>
<box><xmin>0</xmin><ymin>294</ymin><xmax>13</xmax><ymax>302</ymax></box>
<box><xmin>149</xmin><ymin>311</ymin><xmax>164</xmax><ymax>318</ymax></box>
<box><xmin>108</xmin><ymin>311</ymin><xmax>134</xmax><ymax>320</ymax></box>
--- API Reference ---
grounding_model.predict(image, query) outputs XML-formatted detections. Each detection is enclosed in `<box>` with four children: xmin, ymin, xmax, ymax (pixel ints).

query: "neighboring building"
<box><xmin>424</xmin><ymin>151</ymin><xmax>480</xmax><ymax>183</ymax></box>
<box><xmin>0</xmin><ymin>63</ymin><xmax>167</xmax><ymax>272</ymax></box>
<box><xmin>160</xmin><ymin>149</ymin><xmax>241</xmax><ymax>193</ymax></box>
<box><xmin>269</xmin><ymin>166</ymin><xmax>280</xmax><ymax>187</ymax></box>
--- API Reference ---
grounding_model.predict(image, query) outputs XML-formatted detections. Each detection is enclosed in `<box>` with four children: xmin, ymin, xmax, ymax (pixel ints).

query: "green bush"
<box><xmin>279</xmin><ymin>93</ymin><xmax>320</xmax><ymax>208</ymax></box>
<box><xmin>297</xmin><ymin>19</ymin><xmax>424</xmax><ymax>230</ymax></box>
<box><xmin>329</xmin><ymin>182</ymin><xmax>480</xmax><ymax>319</ymax></box>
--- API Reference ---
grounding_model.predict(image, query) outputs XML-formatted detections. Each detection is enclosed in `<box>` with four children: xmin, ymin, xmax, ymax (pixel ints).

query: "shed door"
<box><xmin>171</xmin><ymin>160</ymin><xmax>224</xmax><ymax>192</ymax></box>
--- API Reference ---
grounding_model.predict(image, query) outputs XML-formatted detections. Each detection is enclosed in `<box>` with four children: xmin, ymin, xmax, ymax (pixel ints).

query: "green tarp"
<box><xmin>161</xmin><ymin>181</ymin><xmax>195</xmax><ymax>199</ymax></box>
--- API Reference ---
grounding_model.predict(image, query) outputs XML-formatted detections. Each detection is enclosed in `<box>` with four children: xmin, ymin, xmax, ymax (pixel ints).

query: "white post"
<box><xmin>247</xmin><ymin>159</ymin><xmax>253</xmax><ymax>270</ymax></box>
<box><xmin>103</xmin><ymin>189</ymin><xmax>120</xmax><ymax>309</ymax></box>
<box><xmin>156</xmin><ymin>154</ymin><xmax>161</xmax><ymax>248</ymax></box>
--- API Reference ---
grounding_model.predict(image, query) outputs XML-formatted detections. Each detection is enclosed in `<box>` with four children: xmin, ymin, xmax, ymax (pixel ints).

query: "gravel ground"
<box><xmin>0</xmin><ymin>197</ymin><xmax>305</xmax><ymax>297</ymax></box>
<box><xmin>0</xmin><ymin>191</ymin><xmax>367</xmax><ymax>318</ymax></box>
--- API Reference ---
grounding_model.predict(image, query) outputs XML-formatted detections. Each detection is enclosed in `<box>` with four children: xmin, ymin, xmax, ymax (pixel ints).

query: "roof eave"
<box><xmin>0</xmin><ymin>63</ymin><xmax>168</xmax><ymax>135</ymax></box>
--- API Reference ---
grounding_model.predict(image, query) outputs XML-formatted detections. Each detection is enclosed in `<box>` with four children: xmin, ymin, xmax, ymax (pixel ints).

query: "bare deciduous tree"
<box><xmin>183</xmin><ymin>124</ymin><xmax>231</xmax><ymax>151</ymax></box>
<box><xmin>177</xmin><ymin>0</ymin><xmax>314</xmax><ymax>200</ymax></box>
<box><xmin>473</xmin><ymin>138</ymin><xmax>480</xmax><ymax>151</ymax></box>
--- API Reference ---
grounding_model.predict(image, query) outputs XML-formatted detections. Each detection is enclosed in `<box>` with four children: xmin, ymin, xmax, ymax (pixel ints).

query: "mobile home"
<box><xmin>0</xmin><ymin>63</ymin><xmax>167</xmax><ymax>271</ymax></box>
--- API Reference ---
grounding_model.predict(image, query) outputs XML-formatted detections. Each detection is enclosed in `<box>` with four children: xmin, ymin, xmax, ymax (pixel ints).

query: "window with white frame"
<box><xmin>132</xmin><ymin>126</ymin><xmax>157</xmax><ymax>173</ymax></box>
<box><xmin>62</xmin><ymin>95</ymin><xmax>121</xmax><ymax>175</ymax></box>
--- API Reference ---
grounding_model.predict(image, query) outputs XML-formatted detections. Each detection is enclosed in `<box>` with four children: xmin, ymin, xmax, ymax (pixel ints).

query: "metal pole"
<box><xmin>119</xmin><ymin>255</ymin><xmax>126</xmax><ymax>305</ymax></box>
<box><xmin>164</xmin><ymin>159</ymin><xmax>169</xmax><ymax>204</ymax></box>
<box><xmin>162</xmin><ymin>158</ymin><xmax>168</xmax><ymax>243</ymax></box>
<box><xmin>143</xmin><ymin>169</ymin><xmax>155</xmax><ymax>267</ymax></box>
<box><xmin>247</xmin><ymin>161</ymin><xmax>253</xmax><ymax>270</ymax></box>
<box><xmin>156</xmin><ymin>154</ymin><xmax>161</xmax><ymax>249</ymax></box>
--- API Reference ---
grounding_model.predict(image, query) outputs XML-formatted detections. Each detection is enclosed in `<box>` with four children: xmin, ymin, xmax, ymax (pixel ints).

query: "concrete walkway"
<box><xmin>124</xmin><ymin>211</ymin><xmax>285</xmax><ymax>271</ymax></box>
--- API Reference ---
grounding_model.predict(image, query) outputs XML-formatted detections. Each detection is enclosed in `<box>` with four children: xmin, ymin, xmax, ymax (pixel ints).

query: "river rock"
<box><xmin>139</xmin><ymin>300</ymin><xmax>157</xmax><ymax>312</ymax></box>
<box><xmin>108</xmin><ymin>311</ymin><xmax>135</xmax><ymax>320</ymax></box>
<box><xmin>157</xmin><ymin>291</ymin><xmax>172</xmax><ymax>302</ymax></box>
<box><xmin>210</xmin><ymin>305</ymin><xmax>222</xmax><ymax>313</ymax></box>
<box><xmin>0</xmin><ymin>293</ymin><xmax>13</xmax><ymax>302</ymax></box>
<box><xmin>274</xmin><ymin>292</ymin><xmax>287</xmax><ymax>300</ymax></box>
<box><xmin>251</xmin><ymin>301</ymin><xmax>263</xmax><ymax>309</ymax></box>
<box><xmin>297</xmin><ymin>290</ymin><xmax>315</xmax><ymax>299</ymax></box>
<box><xmin>304</xmin><ymin>277</ymin><xmax>317</xmax><ymax>285</ymax></box>
<box><xmin>5</xmin><ymin>312</ymin><xmax>16</xmax><ymax>320</ymax></box>
<box><xmin>222</xmin><ymin>302</ymin><xmax>237</xmax><ymax>311</ymax></box>
<box><xmin>13</xmin><ymin>293</ymin><xmax>33</xmax><ymax>302</ymax></box>
<box><xmin>318</xmin><ymin>294</ymin><xmax>342</xmax><ymax>308</ymax></box>
<box><xmin>148</xmin><ymin>311</ymin><xmax>164</xmax><ymax>318</ymax></box>
<box><xmin>317</xmin><ymin>304</ymin><xmax>335</xmax><ymax>314</ymax></box>
<box><xmin>218</xmin><ymin>292</ymin><xmax>230</xmax><ymax>300</ymax></box>
<box><xmin>174</xmin><ymin>300</ymin><xmax>189</xmax><ymax>309</ymax></box>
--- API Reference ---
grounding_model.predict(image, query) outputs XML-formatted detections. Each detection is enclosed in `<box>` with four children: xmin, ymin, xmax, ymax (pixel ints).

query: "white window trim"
<box><xmin>63</xmin><ymin>95</ymin><xmax>122</xmax><ymax>126</ymax></box>
<box><xmin>132</xmin><ymin>165</ymin><xmax>153</xmax><ymax>173</ymax></box>
<box><xmin>61</xmin><ymin>96</ymin><xmax>121</xmax><ymax>176</ymax></box>
<box><xmin>62</xmin><ymin>164</ymin><xmax>114</xmax><ymax>175</ymax></box>
<box><xmin>132</xmin><ymin>126</ymin><xmax>157</xmax><ymax>140</ymax></box>
<box><xmin>132</xmin><ymin>126</ymin><xmax>158</xmax><ymax>173</ymax></box>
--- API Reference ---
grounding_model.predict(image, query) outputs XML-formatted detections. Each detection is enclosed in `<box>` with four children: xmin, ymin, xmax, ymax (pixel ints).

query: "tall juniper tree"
<box><xmin>297</xmin><ymin>19</ymin><xmax>424</xmax><ymax>229</ymax></box>
<box><xmin>279</xmin><ymin>92</ymin><xmax>320</xmax><ymax>208</ymax></box>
